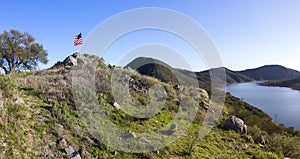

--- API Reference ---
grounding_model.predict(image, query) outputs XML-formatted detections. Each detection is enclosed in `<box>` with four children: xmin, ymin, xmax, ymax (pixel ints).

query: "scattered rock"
<box><xmin>173</xmin><ymin>84</ymin><xmax>180</xmax><ymax>91</ymax></box>
<box><xmin>164</xmin><ymin>149</ymin><xmax>171</xmax><ymax>158</ymax></box>
<box><xmin>260</xmin><ymin>135</ymin><xmax>266</xmax><ymax>145</ymax></box>
<box><xmin>64</xmin><ymin>146</ymin><xmax>74</xmax><ymax>154</ymax></box>
<box><xmin>256</xmin><ymin>135</ymin><xmax>266</xmax><ymax>147</ymax></box>
<box><xmin>57</xmin><ymin>123</ymin><xmax>64</xmax><ymax>129</ymax></box>
<box><xmin>128</xmin><ymin>78</ymin><xmax>148</xmax><ymax>94</ymax></box>
<box><xmin>113</xmin><ymin>102</ymin><xmax>120</xmax><ymax>109</ymax></box>
<box><xmin>173</xmin><ymin>99</ymin><xmax>181</xmax><ymax>106</ymax></box>
<box><xmin>78</xmin><ymin>147</ymin><xmax>88</xmax><ymax>158</ymax></box>
<box><xmin>45</xmin><ymin>142</ymin><xmax>56</xmax><ymax>149</ymax></box>
<box><xmin>173</xmin><ymin>84</ymin><xmax>184</xmax><ymax>92</ymax></box>
<box><xmin>63</xmin><ymin>76</ymin><xmax>68</xmax><ymax>80</ymax></box>
<box><xmin>140</xmin><ymin>137</ymin><xmax>150</xmax><ymax>143</ymax></box>
<box><xmin>225</xmin><ymin>116</ymin><xmax>247</xmax><ymax>134</ymax></box>
<box><xmin>123</xmin><ymin>131</ymin><xmax>136</xmax><ymax>138</ymax></box>
<box><xmin>258</xmin><ymin>143</ymin><xmax>266</xmax><ymax>148</ymax></box>
<box><xmin>57</xmin><ymin>138</ymin><xmax>68</xmax><ymax>149</ymax></box>
<box><xmin>128</xmin><ymin>131</ymin><xmax>136</xmax><ymax>138</ymax></box>
<box><xmin>112</xmin><ymin>151</ymin><xmax>117</xmax><ymax>156</ymax></box>
<box><xmin>15</xmin><ymin>97</ymin><xmax>25</xmax><ymax>105</ymax></box>
<box><xmin>65</xmin><ymin>146</ymin><xmax>81</xmax><ymax>159</ymax></box>
<box><xmin>43</xmin><ymin>142</ymin><xmax>58</xmax><ymax>158</ymax></box>
<box><xmin>115</xmin><ymin>73</ymin><xmax>150</xmax><ymax>95</ymax></box>
<box><xmin>199</xmin><ymin>101</ymin><xmax>210</xmax><ymax>112</ymax></box>
<box><xmin>0</xmin><ymin>99</ymin><xmax>4</xmax><ymax>110</ymax></box>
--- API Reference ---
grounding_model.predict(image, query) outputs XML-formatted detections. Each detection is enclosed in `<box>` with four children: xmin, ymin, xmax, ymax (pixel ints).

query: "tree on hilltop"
<box><xmin>0</xmin><ymin>29</ymin><xmax>48</xmax><ymax>74</ymax></box>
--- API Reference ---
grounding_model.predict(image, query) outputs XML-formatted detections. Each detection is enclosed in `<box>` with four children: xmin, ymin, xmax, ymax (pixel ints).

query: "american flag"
<box><xmin>74</xmin><ymin>33</ymin><xmax>82</xmax><ymax>46</ymax></box>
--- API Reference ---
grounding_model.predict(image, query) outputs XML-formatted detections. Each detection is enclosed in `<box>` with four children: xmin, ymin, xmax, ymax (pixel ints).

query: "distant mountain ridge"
<box><xmin>239</xmin><ymin>65</ymin><xmax>300</xmax><ymax>80</ymax></box>
<box><xmin>126</xmin><ymin>57</ymin><xmax>254</xmax><ymax>92</ymax></box>
<box><xmin>126</xmin><ymin>57</ymin><xmax>300</xmax><ymax>88</ymax></box>
<box><xmin>125</xmin><ymin>57</ymin><xmax>181</xmax><ymax>84</ymax></box>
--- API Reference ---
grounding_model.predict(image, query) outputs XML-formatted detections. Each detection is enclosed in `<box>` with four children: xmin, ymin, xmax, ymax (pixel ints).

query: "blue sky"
<box><xmin>1</xmin><ymin>0</ymin><xmax>300</xmax><ymax>71</ymax></box>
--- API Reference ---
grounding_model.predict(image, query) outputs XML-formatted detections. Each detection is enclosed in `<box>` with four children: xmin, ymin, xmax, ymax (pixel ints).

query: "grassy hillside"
<box><xmin>0</xmin><ymin>56</ymin><xmax>299</xmax><ymax>158</ymax></box>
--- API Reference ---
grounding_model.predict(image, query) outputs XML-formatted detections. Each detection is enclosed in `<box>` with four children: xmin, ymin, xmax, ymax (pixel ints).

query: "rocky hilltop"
<box><xmin>51</xmin><ymin>52</ymin><xmax>102</xmax><ymax>68</ymax></box>
<box><xmin>0</xmin><ymin>53</ymin><xmax>298</xmax><ymax>158</ymax></box>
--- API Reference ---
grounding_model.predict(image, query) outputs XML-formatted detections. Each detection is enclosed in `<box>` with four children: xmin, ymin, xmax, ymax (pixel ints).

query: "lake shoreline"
<box><xmin>222</xmin><ymin>81</ymin><xmax>300</xmax><ymax>130</ymax></box>
<box><xmin>259</xmin><ymin>80</ymin><xmax>300</xmax><ymax>92</ymax></box>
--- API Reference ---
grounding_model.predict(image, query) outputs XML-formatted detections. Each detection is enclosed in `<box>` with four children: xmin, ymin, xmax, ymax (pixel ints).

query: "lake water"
<box><xmin>222</xmin><ymin>81</ymin><xmax>300</xmax><ymax>130</ymax></box>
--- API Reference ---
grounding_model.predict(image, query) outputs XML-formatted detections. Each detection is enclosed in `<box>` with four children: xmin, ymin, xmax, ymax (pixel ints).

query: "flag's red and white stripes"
<box><xmin>74</xmin><ymin>33</ymin><xmax>82</xmax><ymax>46</ymax></box>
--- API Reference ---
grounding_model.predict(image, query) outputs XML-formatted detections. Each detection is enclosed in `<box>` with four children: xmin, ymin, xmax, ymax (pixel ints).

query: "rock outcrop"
<box><xmin>197</xmin><ymin>88</ymin><xmax>212</xmax><ymax>112</ymax></box>
<box><xmin>117</xmin><ymin>74</ymin><xmax>149</xmax><ymax>94</ymax></box>
<box><xmin>225</xmin><ymin>116</ymin><xmax>247</xmax><ymax>134</ymax></box>
<box><xmin>50</xmin><ymin>52</ymin><xmax>101</xmax><ymax>69</ymax></box>
<box><xmin>173</xmin><ymin>84</ymin><xmax>184</xmax><ymax>92</ymax></box>
<box><xmin>129</xmin><ymin>78</ymin><xmax>148</xmax><ymax>94</ymax></box>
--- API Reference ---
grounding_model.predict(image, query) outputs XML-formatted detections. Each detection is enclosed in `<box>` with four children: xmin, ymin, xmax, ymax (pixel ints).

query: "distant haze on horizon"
<box><xmin>1</xmin><ymin>1</ymin><xmax>300</xmax><ymax>72</ymax></box>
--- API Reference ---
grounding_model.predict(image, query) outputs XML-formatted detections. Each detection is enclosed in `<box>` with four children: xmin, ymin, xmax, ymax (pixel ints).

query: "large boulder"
<box><xmin>64</xmin><ymin>53</ymin><xmax>101</xmax><ymax>67</ymax></box>
<box><xmin>51</xmin><ymin>53</ymin><xmax>101</xmax><ymax>69</ymax></box>
<box><xmin>225</xmin><ymin>116</ymin><xmax>247</xmax><ymax>134</ymax></box>
<box><xmin>64</xmin><ymin>55</ymin><xmax>78</xmax><ymax>67</ymax></box>
<box><xmin>198</xmin><ymin>88</ymin><xmax>211</xmax><ymax>112</ymax></box>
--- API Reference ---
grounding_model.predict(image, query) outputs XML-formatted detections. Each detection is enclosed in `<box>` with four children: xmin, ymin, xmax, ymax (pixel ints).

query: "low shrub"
<box><xmin>0</xmin><ymin>74</ymin><xmax>18</xmax><ymax>99</ymax></box>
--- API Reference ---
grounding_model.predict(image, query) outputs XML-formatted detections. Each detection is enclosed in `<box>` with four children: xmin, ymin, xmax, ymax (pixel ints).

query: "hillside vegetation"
<box><xmin>261</xmin><ymin>77</ymin><xmax>300</xmax><ymax>91</ymax></box>
<box><xmin>0</xmin><ymin>54</ymin><xmax>299</xmax><ymax>158</ymax></box>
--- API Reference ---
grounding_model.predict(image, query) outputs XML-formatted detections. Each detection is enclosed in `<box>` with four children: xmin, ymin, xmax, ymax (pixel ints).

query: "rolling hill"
<box><xmin>239</xmin><ymin>65</ymin><xmax>300</xmax><ymax>80</ymax></box>
<box><xmin>126</xmin><ymin>57</ymin><xmax>254</xmax><ymax>91</ymax></box>
<box><xmin>0</xmin><ymin>53</ymin><xmax>299</xmax><ymax>158</ymax></box>
<box><xmin>126</xmin><ymin>58</ymin><xmax>300</xmax><ymax>89</ymax></box>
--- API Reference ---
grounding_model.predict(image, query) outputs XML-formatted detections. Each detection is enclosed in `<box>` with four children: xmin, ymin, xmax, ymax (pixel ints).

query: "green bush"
<box><xmin>6</xmin><ymin>103</ymin><xmax>27</xmax><ymax>120</ymax></box>
<box><xmin>252</xmin><ymin>150</ymin><xmax>281</xmax><ymax>159</ymax></box>
<box><xmin>52</xmin><ymin>101</ymin><xmax>81</xmax><ymax>129</ymax></box>
<box><xmin>247</xmin><ymin>125</ymin><xmax>268</xmax><ymax>144</ymax></box>
<box><xmin>269</xmin><ymin>134</ymin><xmax>300</xmax><ymax>158</ymax></box>
<box><xmin>0</xmin><ymin>74</ymin><xmax>18</xmax><ymax>99</ymax></box>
